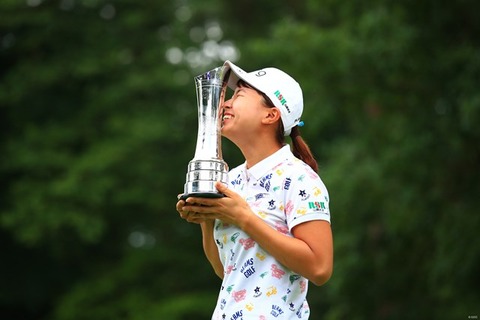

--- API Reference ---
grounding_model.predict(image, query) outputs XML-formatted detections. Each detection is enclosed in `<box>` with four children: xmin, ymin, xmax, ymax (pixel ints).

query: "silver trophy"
<box><xmin>181</xmin><ymin>66</ymin><xmax>230</xmax><ymax>200</ymax></box>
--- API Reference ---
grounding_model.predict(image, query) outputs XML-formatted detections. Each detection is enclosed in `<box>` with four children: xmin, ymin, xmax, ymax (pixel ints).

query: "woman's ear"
<box><xmin>262</xmin><ymin>107</ymin><xmax>281</xmax><ymax>125</ymax></box>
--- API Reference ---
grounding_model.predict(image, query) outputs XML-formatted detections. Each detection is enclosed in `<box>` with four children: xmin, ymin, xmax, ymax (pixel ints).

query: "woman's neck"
<box><xmin>237</xmin><ymin>138</ymin><xmax>283</xmax><ymax>169</ymax></box>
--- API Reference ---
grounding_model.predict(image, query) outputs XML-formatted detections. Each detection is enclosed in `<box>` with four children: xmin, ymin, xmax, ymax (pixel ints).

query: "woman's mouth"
<box><xmin>222</xmin><ymin>113</ymin><xmax>234</xmax><ymax>122</ymax></box>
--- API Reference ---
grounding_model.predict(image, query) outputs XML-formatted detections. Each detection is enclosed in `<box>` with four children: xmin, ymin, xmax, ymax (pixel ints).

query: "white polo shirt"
<box><xmin>212</xmin><ymin>145</ymin><xmax>331</xmax><ymax>320</ymax></box>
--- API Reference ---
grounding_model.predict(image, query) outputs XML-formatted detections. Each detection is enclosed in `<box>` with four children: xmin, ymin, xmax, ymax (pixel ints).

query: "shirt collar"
<box><xmin>247</xmin><ymin>144</ymin><xmax>293</xmax><ymax>181</ymax></box>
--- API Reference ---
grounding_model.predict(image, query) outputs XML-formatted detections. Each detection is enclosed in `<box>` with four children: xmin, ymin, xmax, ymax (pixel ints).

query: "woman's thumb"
<box><xmin>215</xmin><ymin>181</ymin><xmax>230</xmax><ymax>196</ymax></box>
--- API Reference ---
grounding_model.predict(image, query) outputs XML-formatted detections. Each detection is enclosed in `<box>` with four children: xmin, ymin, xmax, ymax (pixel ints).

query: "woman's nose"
<box><xmin>222</xmin><ymin>98</ymin><xmax>232</xmax><ymax>108</ymax></box>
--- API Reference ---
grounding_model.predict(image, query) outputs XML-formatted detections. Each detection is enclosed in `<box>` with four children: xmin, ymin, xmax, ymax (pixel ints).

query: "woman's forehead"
<box><xmin>237</xmin><ymin>80</ymin><xmax>254</xmax><ymax>89</ymax></box>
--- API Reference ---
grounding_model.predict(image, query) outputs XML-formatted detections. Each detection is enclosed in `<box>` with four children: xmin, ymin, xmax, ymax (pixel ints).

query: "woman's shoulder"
<box><xmin>278</xmin><ymin>157</ymin><xmax>319</xmax><ymax>177</ymax></box>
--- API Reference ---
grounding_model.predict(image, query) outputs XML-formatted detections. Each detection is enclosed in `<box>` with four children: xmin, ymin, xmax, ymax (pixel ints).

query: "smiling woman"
<box><xmin>176</xmin><ymin>60</ymin><xmax>333</xmax><ymax>319</ymax></box>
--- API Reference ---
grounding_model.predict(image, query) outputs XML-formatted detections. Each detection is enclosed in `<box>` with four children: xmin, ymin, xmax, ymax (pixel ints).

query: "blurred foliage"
<box><xmin>1</xmin><ymin>0</ymin><xmax>479</xmax><ymax>319</ymax></box>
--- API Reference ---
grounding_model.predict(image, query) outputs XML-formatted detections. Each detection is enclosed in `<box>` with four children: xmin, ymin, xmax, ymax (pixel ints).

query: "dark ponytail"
<box><xmin>289</xmin><ymin>126</ymin><xmax>319</xmax><ymax>173</ymax></box>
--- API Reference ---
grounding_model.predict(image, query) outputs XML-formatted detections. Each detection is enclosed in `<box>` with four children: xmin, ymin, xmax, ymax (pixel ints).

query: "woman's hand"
<box><xmin>176</xmin><ymin>195</ymin><xmax>209</xmax><ymax>224</ymax></box>
<box><xmin>179</xmin><ymin>182</ymin><xmax>252</xmax><ymax>228</ymax></box>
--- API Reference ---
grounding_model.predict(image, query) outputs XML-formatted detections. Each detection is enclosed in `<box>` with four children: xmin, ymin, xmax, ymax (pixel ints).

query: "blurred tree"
<box><xmin>0</xmin><ymin>0</ymin><xmax>226</xmax><ymax>319</ymax></box>
<box><xmin>1</xmin><ymin>0</ymin><xmax>479</xmax><ymax>319</ymax></box>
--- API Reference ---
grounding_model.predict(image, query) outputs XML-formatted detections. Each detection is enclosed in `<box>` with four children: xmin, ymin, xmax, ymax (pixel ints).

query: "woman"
<box><xmin>176</xmin><ymin>60</ymin><xmax>333</xmax><ymax>319</ymax></box>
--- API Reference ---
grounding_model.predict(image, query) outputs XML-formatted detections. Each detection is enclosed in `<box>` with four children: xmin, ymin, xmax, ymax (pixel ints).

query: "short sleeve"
<box><xmin>284</xmin><ymin>164</ymin><xmax>331</xmax><ymax>231</ymax></box>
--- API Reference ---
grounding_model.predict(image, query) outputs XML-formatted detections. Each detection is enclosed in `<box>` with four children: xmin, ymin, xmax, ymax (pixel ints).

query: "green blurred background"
<box><xmin>1</xmin><ymin>0</ymin><xmax>479</xmax><ymax>319</ymax></box>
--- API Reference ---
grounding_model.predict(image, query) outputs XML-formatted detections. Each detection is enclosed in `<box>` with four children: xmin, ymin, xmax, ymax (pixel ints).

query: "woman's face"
<box><xmin>221</xmin><ymin>83</ymin><xmax>267</xmax><ymax>141</ymax></box>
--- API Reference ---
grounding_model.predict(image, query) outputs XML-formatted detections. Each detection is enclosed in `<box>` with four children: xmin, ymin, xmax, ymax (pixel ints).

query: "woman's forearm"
<box><xmin>200</xmin><ymin>220</ymin><xmax>224</xmax><ymax>279</ymax></box>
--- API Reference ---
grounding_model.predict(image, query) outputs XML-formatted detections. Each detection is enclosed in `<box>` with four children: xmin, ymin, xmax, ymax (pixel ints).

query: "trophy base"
<box><xmin>182</xmin><ymin>159</ymin><xmax>228</xmax><ymax>201</ymax></box>
<box><xmin>179</xmin><ymin>192</ymin><xmax>225</xmax><ymax>201</ymax></box>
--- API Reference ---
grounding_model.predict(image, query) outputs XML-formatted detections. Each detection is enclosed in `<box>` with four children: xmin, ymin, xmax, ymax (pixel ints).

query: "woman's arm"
<box><xmin>182</xmin><ymin>182</ymin><xmax>333</xmax><ymax>286</ymax></box>
<box><xmin>176</xmin><ymin>199</ymin><xmax>224</xmax><ymax>279</ymax></box>
<box><xmin>240</xmin><ymin>215</ymin><xmax>333</xmax><ymax>286</ymax></box>
<box><xmin>199</xmin><ymin>220</ymin><xmax>224</xmax><ymax>279</ymax></box>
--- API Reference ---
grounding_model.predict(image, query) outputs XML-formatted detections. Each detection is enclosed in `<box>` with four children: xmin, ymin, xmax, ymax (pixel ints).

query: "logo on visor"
<box><xmin>274</xmin><ymin>90</ymin><xmax>291</xmax><ymax>113</ymax></box>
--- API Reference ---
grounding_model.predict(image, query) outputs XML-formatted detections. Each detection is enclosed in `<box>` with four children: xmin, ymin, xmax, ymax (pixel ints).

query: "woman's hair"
<box><xmin>237</xmin><ymin>80</ymin><xmax>319</xmax><ymax>172</ymax></box>
<box><xmin>274</xmin><ymin>116</ymin><xmax>319</xmax><ymax>173</ymax></box>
